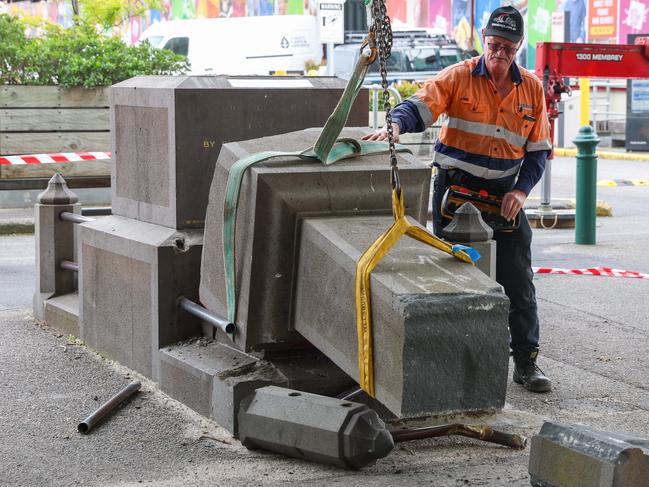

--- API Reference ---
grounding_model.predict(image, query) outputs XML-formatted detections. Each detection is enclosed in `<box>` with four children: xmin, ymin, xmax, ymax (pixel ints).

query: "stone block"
<box><xmin>159</xmin><ymin>340</ymin><xmax>258</xmax><ymax>419</ymax></box>
<box><xmin>110</xmin><ymin>76</ymin><xmax>367</xmax><ymax>229</ymax></box>
<box><xmin>238</xmin><ymin>386</ymin><xmax>393</xmax><ymax>469</ymax></box>
<box><xmin>293</xmin><ymin>215</ymin><xmax>510</xmax><ymax>418</ymax></box>
<box><xmin>78</xmin><ymin>216</ymin><xmax>203</xmax><ymax>380</ymax></box>
<box><xmin>43</xmin><ymin>293</ymin><xmax>80</xmax><ymax>338</ymax></box>
<box><xmin>529</xmin><ymin>421</ymin><xmax>649</xmax><ymax>487</ymax></box>
<box><xmin>159</xmin><ymin>340</ymin><xmax>354</xmax><ymax>435</ymax></box>
<box><xmin>199</xmin><ymin>127</ymin><xmax>431</xmax><ymax>352</ymax></box>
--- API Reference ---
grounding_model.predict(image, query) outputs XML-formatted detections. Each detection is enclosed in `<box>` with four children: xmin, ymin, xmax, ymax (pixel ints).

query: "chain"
<box><xmin>368</xmin><ymin>0</ymin><xmax>400</xmax><ymax>195</ymax></box>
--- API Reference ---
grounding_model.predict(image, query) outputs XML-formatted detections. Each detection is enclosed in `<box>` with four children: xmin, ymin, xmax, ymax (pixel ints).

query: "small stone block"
<box><xmin>529</xmin><ymin>421</ymin><xmax>649</xmax><ymax>487</ymax></box>
<box><xmin>238</xmin><ymin>386</ymin><xmax>393</xmax><ymax>469</ymax></box>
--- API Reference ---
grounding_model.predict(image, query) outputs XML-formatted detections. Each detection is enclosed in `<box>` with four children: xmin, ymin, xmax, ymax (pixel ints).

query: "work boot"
<box><xmin>512</xmin><ymin>350</ymin><xmax>552</xmax><ymax>393</ymax></box>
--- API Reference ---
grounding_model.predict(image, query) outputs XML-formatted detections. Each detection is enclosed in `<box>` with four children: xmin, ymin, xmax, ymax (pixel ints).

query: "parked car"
<box><xmin>138</xmin><ymin>15</ymin><xmax>322</xmax><ymax>76</ymax></box>
<box><xmin>333</xmin><ymin>30</ymin><xmax>473</xmax><ymax>84</ymax></box>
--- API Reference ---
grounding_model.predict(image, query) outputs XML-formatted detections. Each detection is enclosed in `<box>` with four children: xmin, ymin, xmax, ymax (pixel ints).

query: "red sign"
<box><xmin>588</xmin><ymin>0</ymin><xmax>618</xmax><ymax>40</ymax></box>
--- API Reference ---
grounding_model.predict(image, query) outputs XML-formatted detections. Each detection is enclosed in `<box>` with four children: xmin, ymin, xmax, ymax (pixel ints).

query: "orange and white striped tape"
<box><xmin>534</xmin><ymin>266</ymin><xmax>648</xmax><ymax>279</ymax></box>
<box><xmin>0</xmin><ymin>152</ymin><xmax>111</xmax><ymax>165</ymax></box>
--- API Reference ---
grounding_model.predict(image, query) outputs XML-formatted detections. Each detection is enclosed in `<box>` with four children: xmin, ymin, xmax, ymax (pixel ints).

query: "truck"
<box><xmin>138</xmin><ymin>15</ymin><xmax>322</xmax><ymax>76</ymax></box>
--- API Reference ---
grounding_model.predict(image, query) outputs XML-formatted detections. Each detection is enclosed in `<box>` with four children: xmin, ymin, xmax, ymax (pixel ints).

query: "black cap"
<box><xmin>484</xmin><ymin>6</ymin><xmax>524</xmax><ymax>43</ymax></box>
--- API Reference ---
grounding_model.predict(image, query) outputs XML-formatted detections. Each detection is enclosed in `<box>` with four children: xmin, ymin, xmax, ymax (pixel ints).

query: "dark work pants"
<box><xmin>432</xmin><ymin>168</ymin><xmax>540</xmax><ymax>353</ymax></box>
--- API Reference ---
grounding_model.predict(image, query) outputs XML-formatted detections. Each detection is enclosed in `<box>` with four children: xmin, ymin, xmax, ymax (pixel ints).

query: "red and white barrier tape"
<box><xmin>0</xmin><ymin>152</ymin><xmax>111</xmax><ymax>165</ymax></box>
<box><xmin>534</xmin><ymin>266</ymin><xmax>649</xmax><ymax>279</ymax></box>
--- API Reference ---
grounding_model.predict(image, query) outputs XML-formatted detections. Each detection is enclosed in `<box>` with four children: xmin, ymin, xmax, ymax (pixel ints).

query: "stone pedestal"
<box><xmin>293</xmin><ymin>215</ymin><xmax>510</xmax><ymax>417</ymax></box>
<box><xmin>110</xmin><ymin>76</ymin><xmax>367</xmax><ymax>229</ymax></box>
<box><xmin>200</xmin><ymin>127</ymin><xmax>431</xmax><ymax>352</ymax></box>
<box><xmin>78</xmin><ymin>216</ymin><xmax>204</xmax><ymax>380</ymax></box>
<box><xmin>33</xmin><ymin>174</ymin><xmax>81</xmax><ymax>321</ymax></box>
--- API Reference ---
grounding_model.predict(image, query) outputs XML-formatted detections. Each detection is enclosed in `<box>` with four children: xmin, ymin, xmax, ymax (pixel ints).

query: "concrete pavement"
<box><xmin>1</xmin><ymin>154</ymin><xmax>649</xmax><ymax>485</ymax></box>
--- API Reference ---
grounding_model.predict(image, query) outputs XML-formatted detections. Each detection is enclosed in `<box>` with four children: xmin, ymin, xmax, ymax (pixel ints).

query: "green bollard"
<box><xmin>573</xmin><ymin>125</ymin><xmax>600</xmax><ymax>244</ymax></box>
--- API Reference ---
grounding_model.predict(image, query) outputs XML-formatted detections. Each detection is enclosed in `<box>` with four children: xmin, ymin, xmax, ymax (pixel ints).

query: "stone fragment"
<box><xmin>529</xmin><ymin>421</ymin><xmax>649</xmax><ymax>487</ymax></box>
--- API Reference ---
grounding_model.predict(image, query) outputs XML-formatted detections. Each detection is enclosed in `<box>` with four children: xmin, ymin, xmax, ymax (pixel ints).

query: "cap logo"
<box><xmin>493</xmin><ymin>13</ymin><xmax>517</xmax><ymax>31</ymax></box>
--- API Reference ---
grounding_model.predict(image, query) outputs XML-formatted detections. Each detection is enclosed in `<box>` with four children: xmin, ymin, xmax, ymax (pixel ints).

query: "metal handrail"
<box><xmin>364</xmin><ymin>84</ymin><xmax>403</xmax><ymax>130</ymax></box>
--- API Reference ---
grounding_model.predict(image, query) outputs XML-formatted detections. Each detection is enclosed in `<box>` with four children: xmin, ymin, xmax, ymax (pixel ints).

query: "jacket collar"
<box><xmin>472</xmin><ymin>55</ymin><xmax>523</xmax><ymax>85</ymax></box>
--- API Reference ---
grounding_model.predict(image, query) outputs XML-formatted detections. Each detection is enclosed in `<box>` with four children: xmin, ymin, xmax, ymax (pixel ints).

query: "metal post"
<box><xmin>539</xmin><ymin>159</ymin><xmax>552</xmax><ymax>209</ymax></box>
<box><xmin>372</xmin><ymin>85</ymin><xmax>379</xmax><ymax>129</ymax></box>
<box><xmin>573</xmin><ymin>125</ymin><xmax>600</xmax><ymax>244</ymax></box>
<box><xmin>326</xmin><ymin>43</ymin><xmax>334</xmax><ymax>76</ymax></box>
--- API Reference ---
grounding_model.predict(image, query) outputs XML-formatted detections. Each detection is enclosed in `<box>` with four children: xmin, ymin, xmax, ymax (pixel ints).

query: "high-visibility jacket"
<box><xmin>392</xmin><ymin>56</ymin><xmax>552</xmax><ymax>195</ymax></box>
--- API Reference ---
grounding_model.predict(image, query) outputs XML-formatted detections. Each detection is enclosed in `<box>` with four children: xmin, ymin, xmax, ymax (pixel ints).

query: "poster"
<box><xmin>171</xmin><ymin>0</ymin><xmax>196</xmax><ymax>19</ymax></box>
<box><xmin>474</xmin><ymin>0</ymin><xmax>503</xmax><ymax>52</ymax></box>
<box><xmin>527</xmin><ymin>0</ymin><xmax>556</xmax><ymax>69</ymax></box>
<box><xmin>588</xmin><ymin>0</ymin><xmax>617</xmax><ymax>40</ymax></box>
<box><xmin>197</xmin><ymin>0</ymin><xmax>221</xmax><ymax>17</ymax></box>
<box><xmin>619</xmin><ymin>0</ymin><xmax>649</xmax><ymax>41</ymax></box>
<box><xmin>428</xmin><ymin>0</ymin><xmax>452</xmax><ymax>35</ymax></box>
<box><xmin>387</xmin><ymin>0</ymin><xmax>408</xmax><ymax>27</ymax></box>
<box><xmin>560</xmin><ymin>0</ymin><xmax>587</xmax><ymax>42</ymax></box>
<box><xmin>452</xmin><ymin>0</ymin><xmax>473</xmax><ymax>50</ymax></box>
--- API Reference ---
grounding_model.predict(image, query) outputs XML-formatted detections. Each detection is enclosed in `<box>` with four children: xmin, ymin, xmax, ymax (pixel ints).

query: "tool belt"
<box><xmin>441</xmin><ymin>184</ymin><xmax>520</xmax><ymax>231</ymax></box>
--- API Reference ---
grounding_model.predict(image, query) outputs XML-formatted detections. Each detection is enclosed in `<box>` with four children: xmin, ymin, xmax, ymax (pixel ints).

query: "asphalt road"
<box><xmin>1</xmin><ymin>155</ymin><xmax>648</xmax><ymax>486</ymax></box>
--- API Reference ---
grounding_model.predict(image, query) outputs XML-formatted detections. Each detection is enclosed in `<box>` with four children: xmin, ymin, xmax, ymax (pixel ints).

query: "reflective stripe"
<box><xmin>445</xmin><ymin>116</ymin><xmax>528</xmax><ymax>148</ymax></box>
<box><xmin>408</xmin><ymin>95</ymin><xmax>434</xmax><ymax>127</ymax></box>
<box><xmin>527</xmin><ymin>139</ymin><xmax>552</xmax><ymax>151</ymax></box>
<box><xmin>434</xmin><ymin>151</ymin><xmax>522</xmax><ymax>179</ymax></box>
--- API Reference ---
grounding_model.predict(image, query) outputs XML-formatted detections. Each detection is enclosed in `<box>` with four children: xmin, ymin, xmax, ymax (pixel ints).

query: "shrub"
<box><xmin>0</xmin><ymin>14</ymin><xmax>189</xmax><ymax>88</ymax></box>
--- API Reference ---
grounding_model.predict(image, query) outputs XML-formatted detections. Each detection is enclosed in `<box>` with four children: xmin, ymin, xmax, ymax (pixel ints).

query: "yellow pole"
<box><xmin>580</xmin><ymin>78</ymin><xmax>590</xmax><ymax>126</ymax></box>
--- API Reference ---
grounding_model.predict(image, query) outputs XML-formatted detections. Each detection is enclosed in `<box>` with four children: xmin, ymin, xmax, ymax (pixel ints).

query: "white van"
<box><xmin>138</xmin><ymin>15</ymin><xmax>322</xmax><ymax>76</ymax></box>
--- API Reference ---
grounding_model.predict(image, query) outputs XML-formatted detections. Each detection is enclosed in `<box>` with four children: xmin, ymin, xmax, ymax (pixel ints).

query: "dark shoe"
<box><xmin>513</xmin><ymin>350</ymin><xmax>552</xmax><ymax>393</ymax></box>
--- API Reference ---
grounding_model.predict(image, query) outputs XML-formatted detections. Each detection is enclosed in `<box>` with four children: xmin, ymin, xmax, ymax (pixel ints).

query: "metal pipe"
<box><xmin>178</xmin><ymin>296</ymin><xmax>235</xmax><ymax>335</ymax></box>
<box><xmin>60</xmin><ymin>260</ymin><xmax>79</xmax><ymax>272</ymax></box>
<box><xmin>60</xmin><ymin>211</ymin><xmax>94</xmax><ymax>224</ymax></box>
<box><xmin>78</xmin><ymin>381</ymin><xmax>141</xmax><ymax>434</ymax></box>
<box><xmin>390</xmin><ymin>423</ymin><xmax>527</xmax><ymax>450</ymax></box>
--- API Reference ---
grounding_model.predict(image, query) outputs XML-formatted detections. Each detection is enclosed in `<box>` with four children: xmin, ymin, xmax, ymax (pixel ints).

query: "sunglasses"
<box><xmin>487</xmin><ymin>42</ymin><xmax>518</xmax><ymax>56</ymax></box>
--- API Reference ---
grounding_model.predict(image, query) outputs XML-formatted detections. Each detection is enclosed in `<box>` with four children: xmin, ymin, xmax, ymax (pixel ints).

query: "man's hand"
<box><xmin>501</xmin><ymin>189</ymin><xmax>526</xmax><ymax>221</ymax></box>
<box><xmin>362</xmin><ymin>122</ymin><xmax>401</xmax><ymax>143</ymax></box>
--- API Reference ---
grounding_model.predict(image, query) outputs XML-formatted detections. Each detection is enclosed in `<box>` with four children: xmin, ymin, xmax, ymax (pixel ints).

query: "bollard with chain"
<box><xmin>573</xmin><ymin>125</ymin><xmax>600</xmax><ymax>245</ymax></box>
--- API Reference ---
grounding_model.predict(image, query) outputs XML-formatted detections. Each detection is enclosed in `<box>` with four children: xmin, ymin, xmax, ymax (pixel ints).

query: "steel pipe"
<box><xmin>78</xmin><ymin>381</ymin><xmax>141</xmax><ymax>434</ymax></box>
<box><xmin>59</xmin><ymin>211</ymin><xmax>95</xmax><ymax>224</ymax></box>
<box><xmin>60</xmin><ymin>260</ymin><xmax>79</xmax><ymax>272</ymax></box>
<box><xmin>178</xmin><ymin>296</ymin><xmax>235</xmax><ymax>334</ymax></box>
<box><xmin>390</xmin><ymin>423</ymin><xmax>527</xmax><ymax>449</ymax></box>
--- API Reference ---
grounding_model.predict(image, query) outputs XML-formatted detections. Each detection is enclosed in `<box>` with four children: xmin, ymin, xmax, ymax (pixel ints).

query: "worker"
<box><xmin>363</xmin><ymin>6</ymin><xmax>552</xmax><ymax>393</ymax></box>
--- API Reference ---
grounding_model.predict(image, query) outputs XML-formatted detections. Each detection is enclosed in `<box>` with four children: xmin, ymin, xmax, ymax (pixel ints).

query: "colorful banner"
<box><xmin>619</xmin><ymin>0</ymin><xmax>649</xmax><ymax>42</ymax></box>
<box><xmin>428</xmin><ymin>0</ymin><xmax>452</xmax><ymax>34</ymax></box>
<box><xmin>387</xmin><ymin>0</ymin><xmax>408</xmax><ymax>26</ymax></box>
<box><xmin>527</xmin><ymin>0</ymin><xmax>556</xmax><ymax>69</ymax></box>
<box><xmin>171</xmin><ymin>0</ymin><xmax>196</xmax><ymax>19</ymax></box>
<box><xmin>475</xmin><ymin>0</ymin><xmax>503</xmax><ymax>51</ymax></box>
<box><xmin>588</xmin><ymin>0</ymin><xmax>617</xmax><ymax>40</ymax></box>
<box><xmin>561</xmin><ymin>0</ymin><xmax>587</xmax><ymax>42</ymax></box>
<box><xmin>452</xmin><ymin>0</ymin><xmax>473</xmax><ymax>50</ymax></box>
